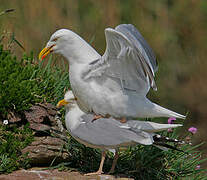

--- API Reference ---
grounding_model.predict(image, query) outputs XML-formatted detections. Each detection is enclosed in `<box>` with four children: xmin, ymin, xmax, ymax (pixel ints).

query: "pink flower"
<box><xmin>188</xmin><ymin>127</ymin><xmax>197</xmax><ymax>134</ymax></box>
<box><xmin>195</xmin><ymin>165</ymin><xmax>200</xmax><ymax>170</ymax></box>
<box><xmin>168</xmin><ymin>117</ymin><xmax>176</xmax><ymax>124</ymax></box>
<box><xmin>168</xmin><ymin>128</ymin><xmax>173</xmax><ymax>132</ymax></box>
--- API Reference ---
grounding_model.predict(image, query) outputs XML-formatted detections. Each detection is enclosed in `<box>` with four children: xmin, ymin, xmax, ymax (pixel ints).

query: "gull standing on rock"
<box><xmin>57</xmin><ymin>91</ymin><xmax>184</xmax><ymax>175</ymax></box>
<box><xmin>39</xmin><ymin>24</ymin><xmax>186</xmax><ymax>121</ymax></box>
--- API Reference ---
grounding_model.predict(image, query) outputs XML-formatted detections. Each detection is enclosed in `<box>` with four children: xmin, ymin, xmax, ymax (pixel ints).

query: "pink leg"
<box><xmin>85</xmin><ymin>151</ymin><xmax>106</xmax><ymax>176</ymax></box>
<box><xmin>108</xmin><ymin>150</ymin><xmax>119</xmax><ymax>174</ymax></box>
<box><xmin>92</xmin><ymin>114</ymin><xmax>104</xmax><ymax>122</ymax></box>
<box><xmin>120</xmin><ymin>117</ymin><xmax>127</xmax><ymax>123</ymax></box>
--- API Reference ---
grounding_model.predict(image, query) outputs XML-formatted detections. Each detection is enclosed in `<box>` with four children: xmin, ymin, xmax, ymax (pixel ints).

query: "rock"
<box><xmin>24</xmin><ymin>103</ymin><xmax>63</xmax><ymax>133</ymax></box>
<box><xmin>25</xmin><ymin>103</ymin><xmax>58</xmax><ymax>128</ymax></box>
<box><xmin>25</xmin><ymin>105</ymin><xmax>48</xmax><ymax>124</ymax></box>
<box><xmin>0</xmin><ymin>168</ymin><xmax>134</xmax><ymax>180</ymax></box>
<box><xmin>21</xmin><ymin>103</ymin><xmax>69</xmax><ymax>166</ymax></box>
<box><xmin>21</xmin><ymin>136</ymin><xmax>69</xmax><ymax>165</ymax></box>
<box><xmin>7</xmin><ymin>111</ymin><xmax>21</xmax><ymax>123</ymax></box>
<box><xmin>29</xmin><ymin>123</ymin><xmax>51</xmax><ymax>132</ymax></box>
<box><xmin>38</xmin><ymin>103</ymin><xmax>57</xmax><ymax>116</ymax></box>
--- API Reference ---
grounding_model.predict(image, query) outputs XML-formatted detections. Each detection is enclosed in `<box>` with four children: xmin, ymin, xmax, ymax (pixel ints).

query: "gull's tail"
<box><xmin>151</xmin><ymin>102</ymin><xmax>186</xmax><ymax>119</ymax></box>
<box><xmin>125</xmin><ymin>120</ymin><xmax>184</xmax><ymax>146</ymax></box>
<box><xmin>134</xmin><ymin>121</ymin><xmax>183</xmax><ymax>133</ymax></box>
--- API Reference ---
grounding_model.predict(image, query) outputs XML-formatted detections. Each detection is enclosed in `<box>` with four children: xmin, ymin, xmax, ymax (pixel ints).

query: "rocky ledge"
<box><xmin>0</xmin><ymin>168</ymin><xmax>134</xmax><ymax>180</ymax></box>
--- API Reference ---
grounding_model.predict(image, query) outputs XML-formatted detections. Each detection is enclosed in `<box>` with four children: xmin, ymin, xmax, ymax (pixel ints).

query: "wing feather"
<box><xmin>83</xmin><ymin>24</ymin><xmax>158</xmax><ymax>95</ymax></box>
<box><xmin>72</xmin><ymin>115</ymin><xmax>154</xmax><ymax>146</ymax></box>
<box><xmin>115</xmin><ymin>24</ymin><xmax>158</xmax><ymax>73</ymax></box>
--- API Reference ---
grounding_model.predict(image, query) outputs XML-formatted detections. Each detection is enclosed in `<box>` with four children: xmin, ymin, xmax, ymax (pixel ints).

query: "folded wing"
<box><xmin>71</xmin><ymin>114</ymin><xmax>182</xmax><ymax>147</ymax></box>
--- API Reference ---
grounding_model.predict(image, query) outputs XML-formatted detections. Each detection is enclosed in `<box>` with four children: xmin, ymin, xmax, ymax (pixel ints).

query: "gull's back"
<box><xmin>69</xmin><ymin>114</ymin><xmax>154</xmax><ymax>150</ymax></box>
<box><xmin>67</xmin><ymin>108</ymin><xmax>182</xmax><ymax>150</ymax></box>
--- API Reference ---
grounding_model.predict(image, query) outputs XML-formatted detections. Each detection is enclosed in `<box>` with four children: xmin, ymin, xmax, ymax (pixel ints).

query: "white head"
<box><xmin>39</xmin><ymin>29</ymin><xmax>99</xmax><ymax>65</ymax></box>
<box><xmin>64</xmin><ymin>90</ymin><xmax>76</xmax><ymax>102</ymax></box>
<box><xmin>56</xmin><ymin>90</ymin><xmax>77</xmax><ymax>109</ymax></box>
<box><xmin>57</xmin><ymin>90</ymin><xmax>84</xmax><ymax>131</ymax></box>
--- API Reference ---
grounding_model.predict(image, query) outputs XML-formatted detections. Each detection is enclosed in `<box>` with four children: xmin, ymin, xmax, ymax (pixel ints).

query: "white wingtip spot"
<box><xmin>156</xmin><ymin>135</ymin><xmax>161</xmax><ymax>138</ymax></box>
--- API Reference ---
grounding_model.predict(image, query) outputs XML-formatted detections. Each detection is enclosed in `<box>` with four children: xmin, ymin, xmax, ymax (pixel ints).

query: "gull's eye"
<box><xmin>52</xmin><ymin>37</ymin><xmax>59</xmax><ymax>42</ymax></box>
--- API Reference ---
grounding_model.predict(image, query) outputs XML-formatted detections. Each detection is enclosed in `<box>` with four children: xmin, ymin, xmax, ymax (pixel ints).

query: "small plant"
<box><xmin>0</xmin><ymin>123</ymin><xmax>33</xmax><ymax>174</ymax></box>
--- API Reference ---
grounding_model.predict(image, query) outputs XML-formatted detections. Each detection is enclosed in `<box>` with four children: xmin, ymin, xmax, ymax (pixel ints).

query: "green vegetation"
<box><xmin>0</xmin><ymin>123</ymin><xmax>33</xmax><ymax>173</ymax></box>
<box><xmin>0</xmin><ymin>44</ymin><xmax>69</xmax><ymax>119</ymax></box>
<box><xmin>0</xmin><ymin>44</ymin><xmax>69</xmax><ymax>174</ymax></box>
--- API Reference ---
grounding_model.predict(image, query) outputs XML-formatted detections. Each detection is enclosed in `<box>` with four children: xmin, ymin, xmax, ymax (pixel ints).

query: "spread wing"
<box><xmin>83</xmin><ymin>24</ymin><xmax>158</xmax><ymax>95</ymax></box>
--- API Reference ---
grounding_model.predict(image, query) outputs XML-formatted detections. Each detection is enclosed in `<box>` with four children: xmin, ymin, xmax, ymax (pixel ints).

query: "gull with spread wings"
<box><xmin>39</xmin><ymin>24</ymin><xmax>185</xmax><ymax>121</ymax></box>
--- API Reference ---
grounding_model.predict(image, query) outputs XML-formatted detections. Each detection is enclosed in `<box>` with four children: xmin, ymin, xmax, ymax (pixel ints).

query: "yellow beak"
<box><xmin>56</xmin><ymin>99</ymin><xmax>69</xmax><ymax>108</ymax></box>
<box><xmin>39</xmin><ymin>45</ymin><xmax>54</xmax><ymax>60</ymax></box>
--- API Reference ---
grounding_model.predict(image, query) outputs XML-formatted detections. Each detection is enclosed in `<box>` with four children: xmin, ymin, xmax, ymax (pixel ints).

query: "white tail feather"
<box><xmin>152</xmin><ymin>103</ymin><xmax>186</xmax><ymax>119</ymax></box>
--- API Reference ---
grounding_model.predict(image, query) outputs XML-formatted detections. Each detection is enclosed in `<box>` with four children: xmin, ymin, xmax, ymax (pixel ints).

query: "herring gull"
<box><xmin>40</xmin><ymin>24</ymin><xmax>186</xmax><ymax>121</ymax></box>
<box><xmin>57</xmin><ymin>90</ymin><xmax>184</xmax><ymax>175</ymax></box>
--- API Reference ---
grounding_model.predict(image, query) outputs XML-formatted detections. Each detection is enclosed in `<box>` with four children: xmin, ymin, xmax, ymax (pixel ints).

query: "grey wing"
<box><xmin>83</xmin><ymin>24</ymin><xmax>157</xmax><ymax>95</ymax></box>
<box><xmin>71</xmin><ymin>114</ymin><xmax>154</xmax><ymax>147</ymax></box>
<box><xmin>115</xmin><ymin>24</ymin><xmax>158</xmax><ymax>73</ymax></box>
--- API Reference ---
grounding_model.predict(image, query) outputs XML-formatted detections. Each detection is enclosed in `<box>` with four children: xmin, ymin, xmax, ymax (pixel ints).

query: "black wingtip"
<box><xmin>153</xmin><ymin>134</ymin><xmax>189</xmax><ymax>154</ymax></box>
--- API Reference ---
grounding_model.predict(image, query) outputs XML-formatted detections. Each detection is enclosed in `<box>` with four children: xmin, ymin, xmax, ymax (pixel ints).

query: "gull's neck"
<box><xmin>65</xmin><ymin>103</ymin><xmax>84</xmax><ymax>132</ymax></box>
<box><xmin>61</xmin><ymin>32</ymin><xmax>101</xmax><ymax>66</ymax></box>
